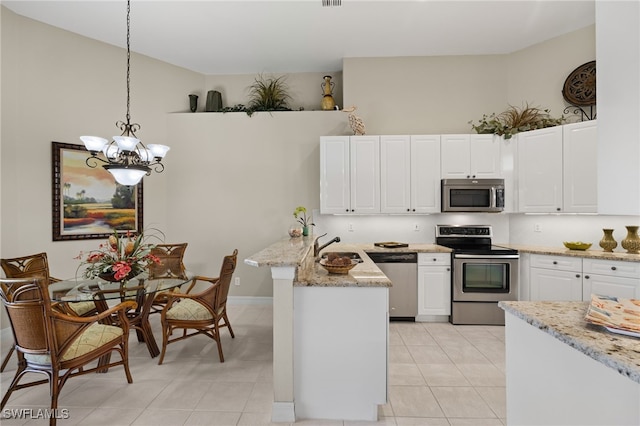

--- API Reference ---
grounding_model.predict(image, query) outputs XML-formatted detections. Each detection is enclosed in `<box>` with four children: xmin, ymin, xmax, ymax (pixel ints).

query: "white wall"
<box><xmin>0</xmin><ymin>5</ymin><xmax>609</xmax><ymax>316</ymax></box>
<box><xmin>596</xmin><ymin>2</ymin><xmax>640</xmax><ymax>216</ymax></box>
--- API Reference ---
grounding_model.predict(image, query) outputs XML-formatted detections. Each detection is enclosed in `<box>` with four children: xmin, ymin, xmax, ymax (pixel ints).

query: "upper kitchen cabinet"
<box><xmin>562</xmin><ymin>120</ymin><xmax>597</xmax><ymax>213</ymax></box>
<box><xmin>320</xmin><ymin>136</ymin><xmax>380</xmax><ymax>214</ymax></box>
<box><xmin>380</xmin><ymin>135</ymin><xmax>441</xmax><ymax>213</ymax></box>
<box><xmin>516</xmin><ymin>122</ymin><xmax>597</xmax><ymax>213</ymax></box>
<box><xmin>441</xmin><ymin>134</ymin><xmax>501</xmax><ymax>179</ymax></box>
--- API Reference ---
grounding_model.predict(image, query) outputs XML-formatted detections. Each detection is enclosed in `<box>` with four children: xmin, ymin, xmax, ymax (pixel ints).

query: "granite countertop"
<box><xmin>499</xmin><ymin>300</ymin><xmax>640</xmax><ymax>384</ymax></box>
<box><xmin>245</xmin><ymin>239</ymin><xmax>451</xmax><ymax>288</ymax></box>
<box><xmin>500</xmin><ymin>244</ymin><xmax>640</xmax><ymax>263</ymax></box>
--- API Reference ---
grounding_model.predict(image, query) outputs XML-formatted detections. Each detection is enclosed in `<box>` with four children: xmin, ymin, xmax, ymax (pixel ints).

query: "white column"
<box><xmin>270</xmin><ymin>266</ymin><xmax>296</xmax><ymax>423</ymax></box>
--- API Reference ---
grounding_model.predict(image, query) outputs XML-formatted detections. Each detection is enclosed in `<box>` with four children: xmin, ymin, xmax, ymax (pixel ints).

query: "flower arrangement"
<box><xmin>76</xmin><ymin>229</ymin><xmax>162</xmax><ymax>282</ymax></box>
<box><xmin>293</xmin><ymin>206</ymin><xmax>314</xmax><ymax>236</ymax></box>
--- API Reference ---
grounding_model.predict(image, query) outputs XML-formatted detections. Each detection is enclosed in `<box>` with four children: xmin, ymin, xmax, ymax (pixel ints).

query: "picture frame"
<box><xmin>52</xmin><ymin>141</ymin><xmax>143</xmax><ymax>241</ymax></box>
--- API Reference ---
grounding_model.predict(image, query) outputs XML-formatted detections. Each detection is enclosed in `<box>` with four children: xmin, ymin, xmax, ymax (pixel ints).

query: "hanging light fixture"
<box><xmin>81</xmin><ymin>0</ymin><xmax>169</xmax><ymax>186</ymax></box>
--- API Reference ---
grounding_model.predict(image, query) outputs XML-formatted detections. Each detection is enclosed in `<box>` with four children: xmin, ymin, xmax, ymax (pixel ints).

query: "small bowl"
<box><xmin>319</xmin><ymin>258</ymin><xmax>358</xmax><ymax>274</ymax></box>
<box><xmin>563</xmin><ymin>241</ymin><xmax>592</xmax><ymax>251</ymax></box>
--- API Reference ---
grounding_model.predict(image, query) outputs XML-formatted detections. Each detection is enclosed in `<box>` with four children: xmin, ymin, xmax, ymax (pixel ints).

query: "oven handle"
<box><xmin>454</xmin><ymin>254</ymin><xmax>520</xmax><ymax>259</ymax></box>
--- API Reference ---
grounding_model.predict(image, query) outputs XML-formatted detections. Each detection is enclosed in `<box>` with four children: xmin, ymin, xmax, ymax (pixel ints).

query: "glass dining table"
<box><xmin>49</xmin><ymin>274</ymin><xmax>192</xmax><ymax>358</ymax></box>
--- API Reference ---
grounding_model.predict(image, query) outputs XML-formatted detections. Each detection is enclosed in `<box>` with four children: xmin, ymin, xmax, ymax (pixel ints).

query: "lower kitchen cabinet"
<box><xmin>417</xmin><ymin>253</ymin><xmax>451</xmax><ymax>321</ymax></box>
<box><xmin>529</xmin><ymin>254</ymin><xmax>640</xmax><ymax>302</ymax></box>
<box><xmin>582</xmin><ymin>258</ymin><xmax>640</xmax><ymax>300</ymax></box>
<box><xmin>529</xmin><ymin>254</ymin><xmax>583</xmax><ymax>301</ymax></box>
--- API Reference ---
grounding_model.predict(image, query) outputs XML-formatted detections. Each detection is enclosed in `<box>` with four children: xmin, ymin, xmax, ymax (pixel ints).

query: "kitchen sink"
<box><xmin>319</xmin><ymin>252</ymin><xmax>363</xmax><ymax>263</ymax></box>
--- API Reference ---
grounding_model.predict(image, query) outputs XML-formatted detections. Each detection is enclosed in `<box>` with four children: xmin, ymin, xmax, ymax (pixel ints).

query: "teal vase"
<box><xmin>302</xmin><ymin>226</ymin><xmax>309</xmax><ymax>236</ymax></box>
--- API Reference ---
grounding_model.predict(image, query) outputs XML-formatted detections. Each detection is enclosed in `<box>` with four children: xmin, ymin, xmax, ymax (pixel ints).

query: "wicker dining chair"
<box><xmin>147</xmin><ymin>243</ymin><xmax>189</xmax><ymax>314</ymax></box>
<box><xmin>158</xmin><ymin>249</ymin><xmax>237</xmax><ymax>364</ymax></box>
<box><xmin>0</xmin><ymin>277</ymin><xmax>135</xmax><ymax>426</ymax></box>
<box><xmin>0</xmin><ymin>252</ymin><xmax>97</xmax><ymax>372</ymax></box>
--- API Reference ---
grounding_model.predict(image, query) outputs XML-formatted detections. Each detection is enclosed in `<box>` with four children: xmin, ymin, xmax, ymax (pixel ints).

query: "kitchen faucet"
<box><xmin>313</xmin><ymin>233</ymin><xmax>341</xmax><ymax>258</ymax></box>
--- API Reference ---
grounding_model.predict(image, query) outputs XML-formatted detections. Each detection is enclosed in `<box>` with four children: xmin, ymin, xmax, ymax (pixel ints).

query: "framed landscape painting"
<box><xmin>51</xmin><ymin>141</ymin><xmax>143</xmax><ymax>241</ymax></box>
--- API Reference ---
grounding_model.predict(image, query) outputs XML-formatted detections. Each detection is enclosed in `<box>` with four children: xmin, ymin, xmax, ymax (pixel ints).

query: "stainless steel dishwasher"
<box><xmin>366</xmin><ymin>252</ymin><xmax>418</xmax><ymax>321</ymax></box>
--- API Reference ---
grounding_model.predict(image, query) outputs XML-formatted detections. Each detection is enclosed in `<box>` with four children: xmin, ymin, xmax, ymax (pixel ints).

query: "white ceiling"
<box><xmin>2</xmin><ymin>0</ymin><xmax>596</xmax><ymax>75</ymax></box>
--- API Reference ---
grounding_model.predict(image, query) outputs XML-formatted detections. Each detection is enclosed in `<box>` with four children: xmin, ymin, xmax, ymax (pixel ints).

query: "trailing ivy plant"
<box><xmin>469</xmin><ymin>103</ymin><xmax>565</xmax><ymax>139</ymax></box>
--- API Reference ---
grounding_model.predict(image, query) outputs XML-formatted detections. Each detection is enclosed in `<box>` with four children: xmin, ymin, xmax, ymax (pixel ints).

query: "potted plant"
<box><xmin>293</xmin><ymin>206</ymin><xmax>314</xmax><ymax>237</ymax></box>
<box><xmin>469</xmin><ymin>103</ymin><xmax>565</xmax><ymax>139</ymax></box>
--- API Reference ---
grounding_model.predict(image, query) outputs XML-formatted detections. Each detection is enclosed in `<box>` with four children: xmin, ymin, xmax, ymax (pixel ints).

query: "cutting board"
<box><xmin>374</xmin><ymin>242</ymin><xmax>409</xmax><ymax>248</ymax></box>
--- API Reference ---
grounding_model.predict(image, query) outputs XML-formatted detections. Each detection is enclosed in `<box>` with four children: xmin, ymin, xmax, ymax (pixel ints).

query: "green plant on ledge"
<box><xmin>469</xmin><ymin>103</ymin><xmax>566</xmax><ymax>139</ymax></box>
<box><xmin>220</xmin><ymin>74</ymin><xmax>293</xmax><ymax>117</ymax></box>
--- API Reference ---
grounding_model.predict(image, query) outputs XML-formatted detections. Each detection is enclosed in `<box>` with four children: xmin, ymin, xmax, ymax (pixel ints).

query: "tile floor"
<box><xmin>0</xmin><ymin>303</ymin><xmax>506</xmax><ymax>425</ymax></box>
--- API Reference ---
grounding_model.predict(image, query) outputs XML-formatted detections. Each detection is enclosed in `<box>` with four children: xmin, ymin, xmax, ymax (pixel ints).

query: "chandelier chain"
<box><xmin>125</xmin><ymin>0</ymin><xmax>131</xmax><ymax>123</ymax></box>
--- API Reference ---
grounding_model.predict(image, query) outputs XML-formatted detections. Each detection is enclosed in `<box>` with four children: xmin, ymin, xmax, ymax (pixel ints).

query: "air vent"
<box><xmin>322</xmin><ymin>0</ymin><xmax>342</xmax><ymax>6</ymax></box>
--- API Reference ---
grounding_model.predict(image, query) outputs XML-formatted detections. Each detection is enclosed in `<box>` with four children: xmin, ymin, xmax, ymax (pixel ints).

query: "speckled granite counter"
<box><xmin>499</xmin><ymin>300</ymin><xmax>640</xmax><ymax>384</ymax></box>
<box><xmin>245</xmin><ymin>239</ymin><xmax>451</xmax><ymax>288</ymax></box>
<box><xmin>500</xmin><ymin>244</ymin><xmax>640</xmax><ymax>263</ymax></box>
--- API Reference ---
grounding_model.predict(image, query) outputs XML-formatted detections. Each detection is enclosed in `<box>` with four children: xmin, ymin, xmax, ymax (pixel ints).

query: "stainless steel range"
<box><xmin>436</xmin><ymin>225</ymin><xmax>519</xmax><ymax>325</ymax></box>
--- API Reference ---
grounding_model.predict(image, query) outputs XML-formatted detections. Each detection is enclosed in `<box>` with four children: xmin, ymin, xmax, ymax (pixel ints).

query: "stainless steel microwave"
<box><xmin>441</xmin><ymin>178</ymin><xmax>505</xmax><ymax>212</ymax></box>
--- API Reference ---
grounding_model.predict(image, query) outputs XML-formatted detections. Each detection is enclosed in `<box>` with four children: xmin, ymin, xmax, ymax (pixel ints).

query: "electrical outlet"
<box><xmin>414</xmin><ymin>223</ymin><xmax>420</xmax><ymax>231</ymax></box>
<box><xmin>534</xmin><ymin>224</ymin><xmax>542</xmax><ymax>232</ymax></box>
<box><xmin>348</xmin><ymin>223</ymin><xmax>354</xmax><ymax>232</ymax></box>
<box><xmin>234</xmin><ymin>277</ymin><xmax>240</xmax><ymax>286</ymax></box>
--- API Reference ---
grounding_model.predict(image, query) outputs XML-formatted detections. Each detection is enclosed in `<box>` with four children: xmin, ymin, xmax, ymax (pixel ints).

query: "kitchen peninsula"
<box><xmin>499</xmin><ymin>300</ymin><xmax>640</xmax><ymax>425</ymax></box>
<box><xmin>245</xmin><ymin>237</ymin><xmax>447</xmax><ymax>422</ymax></box>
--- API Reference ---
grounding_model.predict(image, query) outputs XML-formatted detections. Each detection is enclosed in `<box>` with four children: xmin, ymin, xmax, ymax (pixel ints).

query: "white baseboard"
<box><xmin>271</xmin><ymin>402</ymin><xmax>295</xmax><ymax>423</ymax></box>
<box><xmin>227</xmin><ymin>296</ymin><xmax>273</xmax><ymax>305</ymax></box>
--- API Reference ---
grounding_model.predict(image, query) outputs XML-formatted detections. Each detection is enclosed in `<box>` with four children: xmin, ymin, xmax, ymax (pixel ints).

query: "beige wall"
<box><xmin>0</xmin><ymin>5</ymin><xmax>597</xmax><ymax>318</ymax></box>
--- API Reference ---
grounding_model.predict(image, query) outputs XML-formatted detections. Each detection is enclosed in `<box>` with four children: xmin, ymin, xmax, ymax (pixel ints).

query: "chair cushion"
<box><xmin>24</xmin><ymin>323</ymin><xmax>123</xmax><ymax>365</ymax></box>
<box><xmin>166</xmin><ymin>298</ymin><xmax>213</xmax><ymax>321</ymax></box>
<box><xmin>67</xmin><ymin>301</ymin><xmax>96</xmax><ymax>316</ymax></box>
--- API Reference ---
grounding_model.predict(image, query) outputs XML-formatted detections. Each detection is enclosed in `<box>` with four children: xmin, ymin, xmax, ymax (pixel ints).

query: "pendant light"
<box><xmin>81</xmin><ymin>0</ymin><xmax>169</xmax><ymax>186</ymax></box>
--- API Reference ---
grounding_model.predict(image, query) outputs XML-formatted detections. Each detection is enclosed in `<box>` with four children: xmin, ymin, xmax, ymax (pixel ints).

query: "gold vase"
<box><xmin>599</xmin><ymin>229</ymin><xmax>617</xmax><ymax>252</ymax></box>
<box><xmin>621</xmin><ymin>226</ymin><xmax>640</xmax><ymax>254</ymax></box>
<box><xmin>320</xmin><ymin>75</ymin><xmax>336</xmax><ymax>111</ymax></box>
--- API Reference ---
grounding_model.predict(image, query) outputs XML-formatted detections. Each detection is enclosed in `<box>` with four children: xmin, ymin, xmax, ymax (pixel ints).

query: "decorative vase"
<box><xmin>205</xmin><ymin>90</ymin><xmax>223</xmax><ymax>112</ymax></box>
<box><xmin>302</xmin><ymin>226</ymin><xmax>310</xmax><ymax>237</ymax></box>
<box><xmin>320</xmin><ymin>75</ymin><xmax>336</xmax><ymax>111</ymax></box>
<box><xmin>188</xmin><ymin>94</ymin><xmax>198</xmax><ymax>112</ymax></box>
<box><xmin>621</xmin><ymin>226</ymin><xmax>640</xmax><ymax>254</ymax></box>
<box><xmin>288</xmin><ymin>223</ymin><xmax>303</xmax><ymax>238</ymax></box>
<box><xmin>599</xmin><ymin>229</ymin><xmax>617</xmax><ymax>253</ymax></box>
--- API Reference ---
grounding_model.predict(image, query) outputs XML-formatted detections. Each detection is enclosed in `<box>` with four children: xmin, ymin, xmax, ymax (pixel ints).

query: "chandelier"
<box><xmin>81</xmin><ymin>0</ymin><xmax>169</xmax><ymax>186</ymax></box>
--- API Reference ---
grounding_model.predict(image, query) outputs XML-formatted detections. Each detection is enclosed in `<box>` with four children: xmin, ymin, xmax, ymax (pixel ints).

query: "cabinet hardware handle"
<box><xmin>611</xmin><ymin>266</ymin><xmax>617</xmax><ymax>271</ymax></box>
<box><xmin>412</xmin><ymin>209</ymin><xmax>416</xmax><ymax>212</ymax></box>
<box><xmin>576</xmin><ymin>274</ymin><xmax>580</xmax><ymax>278</ymax></box>
<box><xmin>585</xmin><ymin>275</ymin><xmax>590</xmax><ymax>279</ymax></box>
<box><xmin>556</xmin><ymin>208</ymin><xmax>561</xmax><ymax>211</ymax></box>
<box><xmin>345</xmin><ymin>209</ymin><xmax>349</xmax><ymax>212</ymax></box>
<box><xmin>433</xmin><ymin>258</ymin><xmax>437</xmax><ymax>261</ymax></box>
<box><xmin>553</xmin><ymin>261</ymin><xmax>558</xmax><ymax>265</ymax></box>
<box><xmin>446</xmin><ymin>268</ymin><xmax>450</xmax><ymax>271</ymax></box>
<box><xmin>407</xmin><ymin>209</ymin><xmax>410</xmax><ymax>212</ymax></box>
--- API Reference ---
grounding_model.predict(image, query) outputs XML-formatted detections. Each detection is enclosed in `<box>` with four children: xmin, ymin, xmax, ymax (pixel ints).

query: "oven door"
<box><xmin>452</xmin><ymin>254</ymin><xmax>519</xmax><ymax>302</ymax></box>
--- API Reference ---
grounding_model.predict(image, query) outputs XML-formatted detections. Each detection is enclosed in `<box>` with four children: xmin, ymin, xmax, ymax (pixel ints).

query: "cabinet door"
<box><xmin>411</xmin><ymin>135</ymin><xmax>441</xmax><ymax>213</ymax></box>
<box><xmin>583</xmin><ymin>274</ymin><xmax>640</xmax><ymax>300</ymax></box>
<box><xmin>380</xmin><ymin>135</ymin><xmax>411</xmax><ymax>213</ymax></box>
<box><xmin>470</xmin><ymin>134</ymin><xmax>501</xmax><ymax>178</ymax></box>
<box><xmin>563</xmin><ymin>121</ymin><xmax>598</xmax><ymax>213</ymax></box>
<box><xmin>320</xmin><ymin>136</ymin><xmax>351</xmax><ymax>214</ymax></box>
<box><xmin>517</xmin><ymin>127</ymin><xmax>563</xmax><ymax>213</ymax></box>
<box><xmin>530</xmin><ymin>267</ymin><xmax>583</xmax><ymax>301</ymax></box>
<box><xmin>440</xmin><ymin>134</ymin><xmax>471</xmax><ymax>178</ymax></box>
<box><xmin>350</xmin><ymin>136</ymin><xmax>380</xmax><ymax>214</ymax></box>
<box><xmin>417</xmin><ymin>265</ymin><xmax>451</xmax><ymax>316</ymax></box>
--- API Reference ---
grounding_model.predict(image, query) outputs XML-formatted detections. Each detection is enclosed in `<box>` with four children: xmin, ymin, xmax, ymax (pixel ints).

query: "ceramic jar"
<box><xmin>599</xmin><ymin>229</ymin><xmax>617</xmax><ymax>253</ymax></box>
<box><xmin>621</xmin><ymin>225</ymin><xmax>640</xmax><ymax>254</ymax></box>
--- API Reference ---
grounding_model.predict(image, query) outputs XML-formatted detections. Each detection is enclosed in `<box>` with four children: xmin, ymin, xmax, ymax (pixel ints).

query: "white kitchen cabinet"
<box><xmin>320</xmin><ymin>136</ymin><xmax>380</xmax><ymax>214</ymax></box>
<box><xmin>417</xmin><ymin>253</ymin><xmax>451</xmax><ymax>320</ymax></box>
<box><xmin>563</xmin><ymin>120</ymin><xmax>598</xmax><ymax>213</ymax></box>
<box><xmin>582</xmin><ymin>258</ymin><xmax>640</xmax><ymax>300</ymax></box>
<box><xmin>516</xmin><ymin>126</ymin><xmax>564</xmax><ymax>213</ymax></box>
<box><xmin>380</xmin><ymin>135</ymin><xmax>441</xmax><ymax>213</ymax></box>
<box><xmin>516</xmin><ymin>121</ymin><xmax>598</xmax><ymax>213</ymax></box>
<box><xmin>441</xmin><ymin>134</ymin><xmax>501</xmax><ymax>179</ymax></box>
<box><xmin>529</xmin><ymin>254</ymin><xmax>583</xmax><ymax>301</ymax></box>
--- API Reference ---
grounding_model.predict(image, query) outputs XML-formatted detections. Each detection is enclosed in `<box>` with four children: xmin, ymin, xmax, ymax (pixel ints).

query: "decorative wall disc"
<box><xmin>562</xmin><ymin>60</ymin><xmax>596</xmax><ymax>106</ymax></box>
